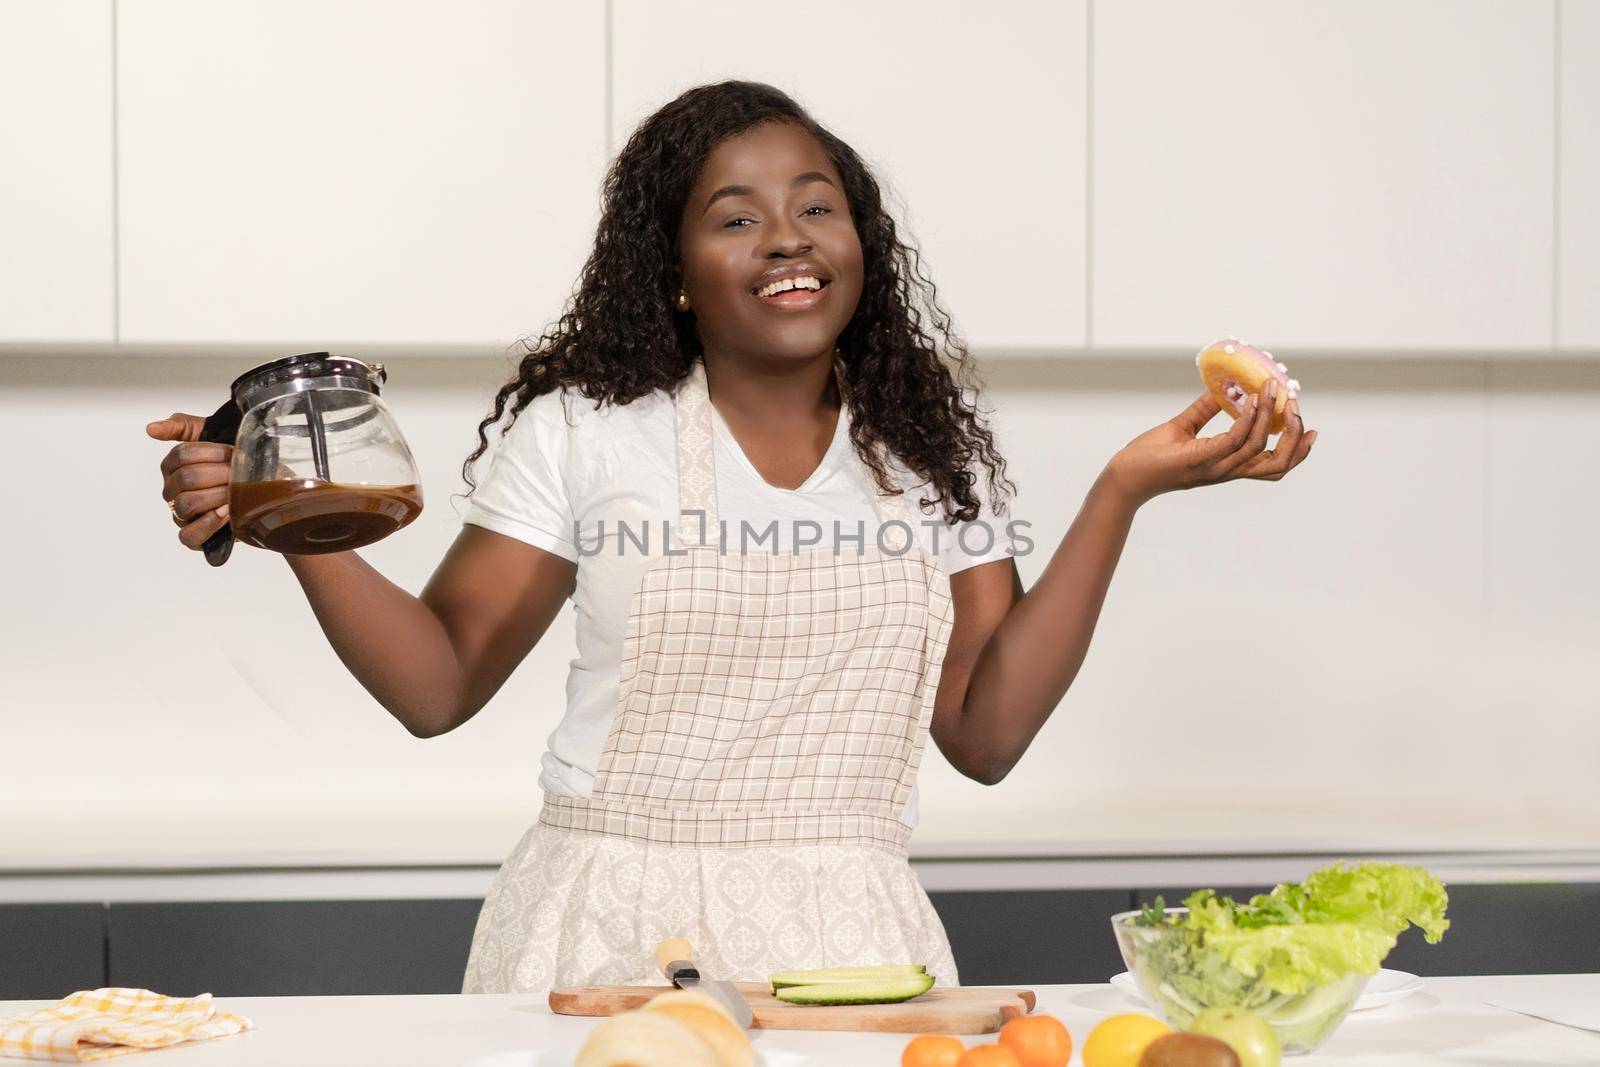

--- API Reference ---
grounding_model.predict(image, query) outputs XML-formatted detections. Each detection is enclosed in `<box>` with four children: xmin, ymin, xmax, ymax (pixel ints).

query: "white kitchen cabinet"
<box><xmin>0</xmin><ymin>0</ymin><xmax>114</xmax><ymax>342</ymax></box>
<box><xmin>611</xmin><ymin>0</ymin><xmax>1089</xmax><ymax>353</ymax></box>
<box><xmin>116</xmin><ymin>1</ymin><xmax>606</xmax><ymax>347</ymax></box>
<box><xmin>1560</xmin><ymin>0</ymin><xmax>1600</xmax><ymax>347</ymax></box>
<box><xmin>1093</xmin><ymin>0</ymin><xmax>1554</xmax><ymax>350</ymax></box>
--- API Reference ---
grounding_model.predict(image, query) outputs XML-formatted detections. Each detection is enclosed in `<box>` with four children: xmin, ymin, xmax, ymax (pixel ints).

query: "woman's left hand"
<box><xmin>1103</xmin><ymin>378</ymin><xmax>1316</xmax><ymax>507</ymax></box>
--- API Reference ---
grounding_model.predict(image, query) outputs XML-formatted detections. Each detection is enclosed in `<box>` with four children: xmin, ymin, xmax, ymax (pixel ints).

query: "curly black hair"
<box><xmin>464</xmin><ymin>79</ymin><xmax>1013</xmax><ymax>524</ymax></box>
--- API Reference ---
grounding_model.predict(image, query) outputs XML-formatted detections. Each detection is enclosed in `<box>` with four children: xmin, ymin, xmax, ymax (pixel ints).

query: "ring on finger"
<box><xmin>167</xmin><ymin>497</ymin><xmax>182</xmax><ymax>522</ymax></box>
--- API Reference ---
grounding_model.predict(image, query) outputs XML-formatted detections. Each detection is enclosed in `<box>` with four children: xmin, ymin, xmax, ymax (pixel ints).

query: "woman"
<box><xmin>148</xmin><ymin>82</ymin><xmax>1313</xmax><ymax>994</ymax></box>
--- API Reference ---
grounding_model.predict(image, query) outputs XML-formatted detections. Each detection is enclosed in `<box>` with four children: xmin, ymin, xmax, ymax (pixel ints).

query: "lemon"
<box><xmin>1081</xmin><ymin>1013</ymin><xmax>1173</xmax><ymax>1067</ymax></box>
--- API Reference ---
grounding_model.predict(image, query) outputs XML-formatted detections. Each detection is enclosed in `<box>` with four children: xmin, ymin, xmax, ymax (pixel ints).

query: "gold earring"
<box><xmin>676</xmin><ymin>291</ymin><xmax>690</xmax><ymax>312</ymax></box>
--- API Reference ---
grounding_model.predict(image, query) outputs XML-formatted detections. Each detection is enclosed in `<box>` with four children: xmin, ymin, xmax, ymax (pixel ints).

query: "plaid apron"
<box><xmin>463</xmin><ymin>356</ymin><xmax>959</xmax><ymax>994</ymax></box>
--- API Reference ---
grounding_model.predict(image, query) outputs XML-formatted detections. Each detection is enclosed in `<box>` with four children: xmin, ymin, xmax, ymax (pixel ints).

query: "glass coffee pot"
<box><xmin>197</xmin><ymin>352</ymin><xmax>423</xmax><ymax>566</ymax></box>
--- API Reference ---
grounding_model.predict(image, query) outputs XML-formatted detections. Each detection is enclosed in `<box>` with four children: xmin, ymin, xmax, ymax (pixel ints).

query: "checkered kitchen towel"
<box><xmin>0</xmin><ymin>988</ymin><xmax>251</xmax><ymax>1061</ymax></box>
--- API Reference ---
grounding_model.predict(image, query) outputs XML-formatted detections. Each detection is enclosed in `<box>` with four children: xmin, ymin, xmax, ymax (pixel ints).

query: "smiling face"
<box><xmin>677</xmin><ymin>121</ymin><xmax>864</xmax><ymax>366</ymax></box>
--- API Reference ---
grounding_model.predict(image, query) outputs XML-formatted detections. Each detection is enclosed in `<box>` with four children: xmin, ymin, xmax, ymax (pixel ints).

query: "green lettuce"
<box><xmin>1134</xmin><ymin>862</ymin><xmax>1450</xmax><ymax>997</ymax></box>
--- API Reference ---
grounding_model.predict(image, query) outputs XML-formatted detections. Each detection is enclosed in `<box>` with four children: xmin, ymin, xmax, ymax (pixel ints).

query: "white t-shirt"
<box><xmin>462</xmin><ymin>383</ymin><xmax>1017</xmax><ymax>828</ymax></box>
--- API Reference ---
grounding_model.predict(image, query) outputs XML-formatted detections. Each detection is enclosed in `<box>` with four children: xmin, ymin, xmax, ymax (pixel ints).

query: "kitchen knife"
<box><xmin>654</xmin><ymin>938</ymin><xmax>754</xmax><ymax>1029</ymax></box>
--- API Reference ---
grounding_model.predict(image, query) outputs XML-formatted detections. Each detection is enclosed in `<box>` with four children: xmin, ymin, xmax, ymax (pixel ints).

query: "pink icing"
<box><xmin>1202</xmin><ymin>337</ymin><xmax>1299</xmax><ymax>399</ymax></box>
<box><xmin>1212</xmin><ymin>339</ymin><xmax>1286</xmax><ymax>384</ymax></box>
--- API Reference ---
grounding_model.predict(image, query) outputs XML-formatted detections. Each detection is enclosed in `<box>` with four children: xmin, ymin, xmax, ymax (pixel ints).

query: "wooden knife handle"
<box><xmin>655</xmin><ymin>938</ymin><xmax>692</xmax><ymax>977</ymax></box>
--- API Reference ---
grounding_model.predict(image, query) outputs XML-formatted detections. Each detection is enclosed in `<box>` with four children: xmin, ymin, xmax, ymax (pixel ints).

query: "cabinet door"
<box><xmin>0</xmin><ymin>904</ymin><xmax>106</xmax><ymax>999</ymax></box>
<box><xmin>1383</xmin><ymin>882</ymin><xmax>1600</xmax><ymax>976</ymax></box>
<box><xmin>1093</xmin><ymin>0</ymin><xmax>1554</xmax><ymax>350</ymax></box>
<box><xmin>612</xmin><ymin>0</ymin><xmax>1089</xmax><ymax>353</ymax></box>
<box><xmin>1560</xmin><ymin>0</ymin><xmax>1600</xmax><ymax>347</ymax></box>
<box><xmin>117</xmin><ymin>1</ymin><xmax>606</xmax><ymax>347</ymax></box>
<box><xmin>107</xmin><ymin>900</ymin><xmax>483</xmax><ymax>996</ymax></box>
<box><xmin>0</xmin><ymin>0</ymin><xmax>113</xmax><ymax>342</ymax></box>
<box><xmin>1138</xmin><ymin>882</ymin><xmax>1600</xmax><ymax>976</ymax></box>
<box><xmin>928</xmin><ymin>889</ymin><xmax>1132</xmax><ymax>984</ymax></box>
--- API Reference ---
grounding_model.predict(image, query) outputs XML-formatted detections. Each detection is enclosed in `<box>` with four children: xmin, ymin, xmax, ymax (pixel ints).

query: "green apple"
<box><xmin>1188</xmin><ymin>1008</ymin><xmax>1281</xmax><ymax>1067</ymax></box>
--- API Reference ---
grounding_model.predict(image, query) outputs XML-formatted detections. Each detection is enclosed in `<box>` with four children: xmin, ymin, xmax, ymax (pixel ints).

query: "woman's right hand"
<box><xmin>147</xmin><ymin>413</ymin><xmax>234</xmax><ymax>550</ymax></box>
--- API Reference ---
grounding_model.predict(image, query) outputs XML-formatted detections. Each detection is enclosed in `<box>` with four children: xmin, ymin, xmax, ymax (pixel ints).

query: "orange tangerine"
<box><xmin>902</xmin><ymin>1034</ymin><xmax>966</xmax><ymax>1067</ymax></box>
<box><xmin>998</xmin><ymin>1014</ymin><xmax>1072</xmax><ymax>1067</ymax></box>
<box><xmin>956</xmin><ymin>1045</ymin><xmax>1023</xmax><ymax>1067</ymax></box>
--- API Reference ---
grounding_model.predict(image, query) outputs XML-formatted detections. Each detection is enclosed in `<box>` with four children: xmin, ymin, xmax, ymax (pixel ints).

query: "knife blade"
<box><xmin>654</xmin><ymin>938</ymin><xmax>754</xmax><ymax>1029</ymax></box>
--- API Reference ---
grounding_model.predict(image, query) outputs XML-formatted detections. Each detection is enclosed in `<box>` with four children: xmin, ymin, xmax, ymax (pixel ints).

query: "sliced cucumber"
<box><xmin>769</xmin><ymin>964</ymin><xmax>927</xmax><ymax>989</ymax></box>
<box><xmin>773</xmin><ymin>974</ymin><xmax>935</xmax><ymax>1006</ymax></box>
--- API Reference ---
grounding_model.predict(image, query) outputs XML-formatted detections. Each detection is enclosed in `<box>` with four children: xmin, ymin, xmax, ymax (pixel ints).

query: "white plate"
<box><xmin>1358</xmin><ymin>968</ymin><xmax>1423</xmax><ymax>1009</ymax></box>
<box><xmin>1109</xmin><ymin>969</ymin><xmax>1423</xmax><ymax>1013</ymax></box>
<box><xmin>1107</xmin><ymin>971</ymin><xmax>1144</xmax><ymax>1002</ymax></box>
<box><xmin>467</xmin><ymin>1048</ymin><xmax>811</xmax><ymax>1067</ymax></box>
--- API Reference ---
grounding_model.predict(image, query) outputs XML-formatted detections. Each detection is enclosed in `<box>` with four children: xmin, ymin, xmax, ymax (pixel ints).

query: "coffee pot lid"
<box><xmin>229</xmin><ymin>352</ymin><xmax>386</xmax><ymax>412</ymax></box>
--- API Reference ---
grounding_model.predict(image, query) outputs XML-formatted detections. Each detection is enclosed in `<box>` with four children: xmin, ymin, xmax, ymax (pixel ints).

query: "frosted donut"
<box><xmin>1195</xmin><ymin>337</ymin><xmax>1300</xmax><ymax>435</ymax></box>
<box><xmin>573</xmin><ymin>1010</ymin><xmax>721</xmax><ymax>1067</ymax></box>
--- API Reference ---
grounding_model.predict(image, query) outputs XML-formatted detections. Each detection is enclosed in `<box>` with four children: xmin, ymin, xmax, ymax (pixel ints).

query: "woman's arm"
<box><xmin>927</xmin><ymin>475</ymin><xmax>1133</xmax><ymax>785</ymax></box>
<box><xmin>153</xmin><ymin>410</ymin><xmax>577</xmax><ymax>741</ymax></box>
<box><xmin>931</xmin><ymin>381</ymin><xmax>1315</xmax><ymax>784</ymax></box>
<box><xmin>287</xmin><ymin>526</ymin><xmax>575</xmax><ymax>739</ymax></box>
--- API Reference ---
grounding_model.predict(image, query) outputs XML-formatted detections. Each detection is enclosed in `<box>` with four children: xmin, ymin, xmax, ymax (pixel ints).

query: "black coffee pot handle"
<box><xmin>198</xmin><ymin>397</ymin><xmax>243</xmax><ymax>567</ymax></box>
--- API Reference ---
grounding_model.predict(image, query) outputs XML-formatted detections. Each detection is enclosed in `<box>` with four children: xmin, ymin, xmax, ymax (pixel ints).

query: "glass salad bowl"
<box><xmin>1112</xmin><ymin>907</ymin><xmax>1370</xmax><ymax>1055</ymax></box>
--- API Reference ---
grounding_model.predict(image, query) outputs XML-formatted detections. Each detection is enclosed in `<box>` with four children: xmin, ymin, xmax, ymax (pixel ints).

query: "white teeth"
<box><xmin>756</xmin><ymin>276</ymin><xmax>824</xmax><ymax>298</ymax></box>
<box><xmin>1275</xmin><ymin>362</ymin><xmax>1287</xmax><ymax>373</ymax></box>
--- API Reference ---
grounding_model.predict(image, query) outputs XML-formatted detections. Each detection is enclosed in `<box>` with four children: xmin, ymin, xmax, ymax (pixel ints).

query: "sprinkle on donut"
<box><xmin>1195</xmin><ymin>337</ymin><xmax>1300</xmax><ymax>434</ymax></box>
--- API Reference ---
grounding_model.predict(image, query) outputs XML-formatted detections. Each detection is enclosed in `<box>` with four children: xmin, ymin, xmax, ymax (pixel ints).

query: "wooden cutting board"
<box><xmin>549</xmin><ymin>982</ymin><xmax>1036</xmax><ymax>1034</ymax></box>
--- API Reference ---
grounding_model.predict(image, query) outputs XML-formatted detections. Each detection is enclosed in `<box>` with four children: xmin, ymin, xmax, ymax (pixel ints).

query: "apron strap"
<box><xmin>674</xmin><ymin>358</ymin><xmax>720</xmax><ymax>547</ymax></box>
<box><xmin>673</xmin><ymin>355</ymin><xmax>924</xmax><ymax>555</ymax></box>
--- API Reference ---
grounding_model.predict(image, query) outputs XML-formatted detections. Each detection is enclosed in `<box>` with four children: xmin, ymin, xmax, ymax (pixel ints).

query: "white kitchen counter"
<box><xmin>3</xmin><ymin>975</ymin><xmax>1597</xmax><ymax>1065</ymax></box>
